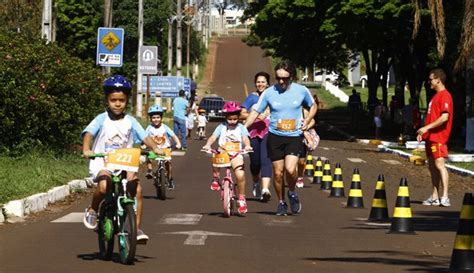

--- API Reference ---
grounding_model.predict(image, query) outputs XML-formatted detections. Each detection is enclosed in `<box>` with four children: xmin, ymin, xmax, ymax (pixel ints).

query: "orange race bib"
<box><xmin>106</xmin><ymin>148</ymin><xmax>141</xmax><ymax>172</ymax></box>
<box><xmin>211</xmin><ymin>152</ymin><xmax>231</xmax><ymax>167</ymax></box>
<box><xmin>223</xmin><ymin>142</ymin><xmax>240</xmax><ymax>153</ymax></box>
<box><xmin>277</xmin><ymin>119</ymin><xmax>296</xmax><ymax>131</ymax></box>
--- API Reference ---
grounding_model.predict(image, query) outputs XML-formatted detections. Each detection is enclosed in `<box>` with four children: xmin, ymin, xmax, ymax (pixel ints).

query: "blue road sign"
<box><xmin>142</xmin><ymin>76</ymin><xmax>192</xmax><ymax>98</ymax></box>
<box><xmin>96</xmin><ymin>27</ymin><xmax>124</xmax><ymax>67</ymax></box>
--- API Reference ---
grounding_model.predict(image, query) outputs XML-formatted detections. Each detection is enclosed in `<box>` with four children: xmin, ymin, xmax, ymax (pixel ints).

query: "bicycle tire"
<box><xmin>118</xmin><ymin>203</ymin><xmax>137</xmax><ymax>265</ymax></box>
<box><xmin>222</xmin><ymin>179</ymin><xmax>231</xmax><ymax>218</ymax></box>
<box><xmin>156</xmin><ymin>167</ymin><xmax>167</xmax><ymax>200</ymax></box>
<box><xmin>97</xmin><ymin>201</ymin><xmax>114</xmax><ymax>260</ymax></box>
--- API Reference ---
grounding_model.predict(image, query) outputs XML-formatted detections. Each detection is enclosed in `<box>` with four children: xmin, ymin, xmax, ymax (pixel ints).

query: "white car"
<box><xmin>314</xmin><ymin>71</ymin><xmax>338</xmax><ymax>83</ymax></box>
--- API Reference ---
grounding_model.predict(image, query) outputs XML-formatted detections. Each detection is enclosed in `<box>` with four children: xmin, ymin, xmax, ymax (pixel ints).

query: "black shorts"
<box><xmin>267</xmin><ymin>133</ymin><xmax>305</xmax><ymax>161</ymax></box>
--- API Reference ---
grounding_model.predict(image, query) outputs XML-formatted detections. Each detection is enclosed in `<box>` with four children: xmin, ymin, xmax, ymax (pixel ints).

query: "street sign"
<box><xmin>96</xmin><ymin>27</ymin><xmax>124</xmax><ymax>67</ymax></box>
<box><xmin>139</xmin><ymin>46</ymin><xmax>158</xmax><ymax>74</ymax></box>
<box><xmin>142</xmin><ymin>76</ymin><xmax>192</xmax><ymax>98</ymax></box>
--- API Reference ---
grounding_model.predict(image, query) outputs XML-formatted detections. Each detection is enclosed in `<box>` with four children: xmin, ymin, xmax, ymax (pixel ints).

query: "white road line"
<box><xmin>260</xmin><ymin>215</ymin><xmax>294</xmax><ymax>226</ymax></box>
<box><xmin>347</xmin><ymin>158</ymin><xmax>366</xmax><ymax>163</ymax></box>
<box><xmin>161</xmin><ymin>230</ymin><xmax>242</xmax><ymax>245</ymax></box>
<box><xmin>172</xmin><ymin>151</ymin><xmax>185</xmax><ymax>156</ymax></box>
<box><xmin>365</xmin><ymin>222</ymin><xmax>391</xmax><ymax>227</ymax></box>
<box><xmin>159</xmin><ymin>213</ymin><xmax>202</xmax><ymax>225</ymax></box>
<box><xmin>382</xmin><ymin>159</ymin><xmax>402</xmax><ymax>165</ymax></box>
<box><xmin>51</xmin><ymin>212</ymin><xmax>83</xmax><ymax>223</ymax></box>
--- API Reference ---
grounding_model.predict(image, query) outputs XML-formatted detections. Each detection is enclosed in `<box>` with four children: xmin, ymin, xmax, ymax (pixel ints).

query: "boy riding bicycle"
<box><xmin>144</xmin><ymin>105</ymin><xmax>182</xmax><ymax>189</ymax></box>
<box><xmin>82</xmin><ymin>75</ymin><xmax>162</xmax><ymax>243</ymax></box>
<box><xmin>202</xmin><ymin>101</ymin><xmax>253</xmax><ymax>215</ymax></box>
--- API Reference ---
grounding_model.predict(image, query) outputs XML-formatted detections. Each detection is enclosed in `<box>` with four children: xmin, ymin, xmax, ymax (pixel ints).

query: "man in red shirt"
<box><xmin>417</xmin><ymin>68</ymin><xmax>453</xmax><ymax>207</ymax></box>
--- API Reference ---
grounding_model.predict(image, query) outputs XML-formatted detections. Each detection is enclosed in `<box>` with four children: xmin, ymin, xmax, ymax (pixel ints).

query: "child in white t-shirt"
<box><xmin>197</xmin><ymin>109</ymin><xmax>208</xmax><ymax>139</ymax></box>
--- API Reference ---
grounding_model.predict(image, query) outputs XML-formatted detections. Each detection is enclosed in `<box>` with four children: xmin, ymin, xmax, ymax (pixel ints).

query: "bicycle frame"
<box><xmin>152</xmin><ymin>156</ymin><xmax>171</xmax><ymax>200</ymax></box>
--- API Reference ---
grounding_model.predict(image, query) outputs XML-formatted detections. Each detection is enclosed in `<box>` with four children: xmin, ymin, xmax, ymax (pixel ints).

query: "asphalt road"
<box><xmin>1</xmin><ymin>36</ymin><xmax>472</xmax><ymax>273</ymax></box>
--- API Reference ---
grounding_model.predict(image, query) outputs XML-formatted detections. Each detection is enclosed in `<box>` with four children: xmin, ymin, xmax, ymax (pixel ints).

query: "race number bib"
<box><xmin>106</xmin><ymin>148</ymin><xmax>141</xmax><ymax>172</ymax></box>
<box><xmin>277</xmin><ymin>119</ymin><xmax>296</xmax><ymax>131</ymax></box>
<box><xmin>223</xmin><ymin>142</ymin><xmax>240</xmax><ymax>152</ymax></box>
<box><xmin>211</xmin><ymin>152</ymin><xmax>231</xmax><ymax>167</ymax></box>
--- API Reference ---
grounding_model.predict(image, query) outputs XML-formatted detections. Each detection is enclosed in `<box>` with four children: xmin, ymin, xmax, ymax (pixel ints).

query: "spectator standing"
<box><xmin>172</xmin><ymin>90</ymin><xmax>189</xmax><ymax>150</ymax></box>
<box><xmin>417</xmin><ymin>68</ymin><xmax>453</xmax><ymax>207</ymax></box>
<box><xmin>373</xmin><ymin>99</ymin><xmax>383</xmax><ymax>139</ymax></box>
<box><xmin>348</xmin><ymin>89</ymin><xmax>362</xmax><ymax>129</ymax></box>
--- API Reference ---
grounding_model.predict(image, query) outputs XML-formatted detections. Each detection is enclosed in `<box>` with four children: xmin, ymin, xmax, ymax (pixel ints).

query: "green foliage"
<box><xmin>0</xmin><ymin>0</ymin><xmax>42</xmax><ymax>38</ymax></box>
<box><xmin>0</xmin><ymin>31</ymin><xmax>104</xmax><ymax>155</ymax></box>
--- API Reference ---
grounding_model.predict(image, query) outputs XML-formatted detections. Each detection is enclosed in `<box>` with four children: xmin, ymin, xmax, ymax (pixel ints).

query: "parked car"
<box><xmin>198</xmin><ymin>96</ymin><xmax>226</xmax><ymax>120</ymax></box>
<box><xmin>314</xmin><ymin>71</ymin><xmax>339</xmax><ymax>83</ymax></box>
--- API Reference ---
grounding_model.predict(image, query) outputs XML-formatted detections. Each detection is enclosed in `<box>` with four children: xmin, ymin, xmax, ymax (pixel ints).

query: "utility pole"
<box><xmin>176</xmin><ymin>0</ymin><xmax>183</xmax><ymax>77</ymax></box>
<box><xmin>136</xmin><ymin>0</ymin><xmax>144</xmax><ymax>117</ymax></box>
<box><xmin>41</xmin><ymin>0</ymin><xmax>52</xmax><ymax>43</ymax></box>
<box><xmin>184</xmin><ymin>3</ymin><xmax>195</xmax><ymax>79</ymax></box>
<box><xmin>167</xmin><ymin>16</ymin><xmax>174</xmax><ymax>76</ymax></box>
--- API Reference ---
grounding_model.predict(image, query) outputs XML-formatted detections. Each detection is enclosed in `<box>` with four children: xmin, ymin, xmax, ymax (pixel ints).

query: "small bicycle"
<box><xmin>90</xmin><ymin>148</ymin><xmax>156</xmax><ymax>264</ymax></box>
<box><xmin>149</xmin><ymin>148</ymin><xmax>173</xmax><ymax>200</ymax></box>
<box><xmin>201</xmin><ymin>148</ymin><xmax>250</xmax><ymax>217</ymax></box>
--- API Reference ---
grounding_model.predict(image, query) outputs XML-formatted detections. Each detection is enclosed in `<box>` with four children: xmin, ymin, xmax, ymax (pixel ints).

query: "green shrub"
<box><xmin>0</xmin><ymin>31</ymin><xmax>104</xmax><ymax>155</ymax></box>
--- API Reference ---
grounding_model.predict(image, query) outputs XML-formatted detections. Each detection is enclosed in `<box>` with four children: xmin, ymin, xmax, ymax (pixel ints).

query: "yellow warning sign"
<box><xmin>101</xmin><ymin>32</ymin><xmax>120</xmax><ymax>51</ymax></box>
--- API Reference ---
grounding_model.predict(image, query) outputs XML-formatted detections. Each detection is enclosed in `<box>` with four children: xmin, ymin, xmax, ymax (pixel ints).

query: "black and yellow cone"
<box><xmin>312</xmin><ymin>157</ymin><xmax>323</xmax><ymax>184</ymax></box>
<box><xmin>304</xmin><ymin>154</ymin><xmax>315</xmax><ymax>177</ymax></box>
<box><xmin>329</xmin><ymin>163</ymin><xmax>345</xmax><ymax>197</ymax></box>
<box><xmin>388</xmin><ymin>178</ymin><xmax>415</xmax><ymax>234</ymax></box>
<box><xmin>346</xmin><ymin>168</ymin><xmax>364</xmax><ymax>208</ymax></box>
<box><xmin>320</xmin><ymin>160</ymin><xmax>332</xmax><ymax>190</ymax></box>
<box><xmin>368</xmin><ymin>174</ymin><xmax>389</xmax><ymax>221</ymax></box>
<box><xmin>449</xmin><ymin>192</ymin><xmax>474</xmax><ymax>272</ymax></box>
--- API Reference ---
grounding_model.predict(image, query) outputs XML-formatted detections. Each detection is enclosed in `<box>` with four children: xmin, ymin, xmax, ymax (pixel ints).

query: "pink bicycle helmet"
<box><xmin>222</xmin><ymin>101</ymin><xmax>241</xmax><ymax>113</ymax></box>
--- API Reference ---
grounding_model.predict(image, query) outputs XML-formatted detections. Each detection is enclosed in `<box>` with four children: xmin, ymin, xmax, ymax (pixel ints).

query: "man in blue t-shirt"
<box><xmin>172</xmin><ymin>90</ymin><xmax>189</xmax><ymax>150</ymax></box>
<box><xmin>244</xmin><ymin>60</ymin><xmax>317</xmax><ymax>216</ymax></box>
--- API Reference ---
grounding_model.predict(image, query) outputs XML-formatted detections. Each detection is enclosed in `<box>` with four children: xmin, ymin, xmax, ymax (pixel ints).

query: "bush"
<box><xmin>0</xmin><ymin>31</ymin><xmax>104</xmax><ymax>155</ymax></box>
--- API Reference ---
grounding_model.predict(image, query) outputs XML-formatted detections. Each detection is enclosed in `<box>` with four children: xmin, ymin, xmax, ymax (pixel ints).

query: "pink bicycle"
<box><xmin>201</xmin><ymin>148</ymin><xmax>250</xmax><ymax>217</ymax></box>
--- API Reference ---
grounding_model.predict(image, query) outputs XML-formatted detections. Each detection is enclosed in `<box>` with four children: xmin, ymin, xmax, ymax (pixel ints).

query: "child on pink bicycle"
<box><xmin>202</xmin><ymin>101</ymin><xmax>253</xmax><ymax>215</ymax></box>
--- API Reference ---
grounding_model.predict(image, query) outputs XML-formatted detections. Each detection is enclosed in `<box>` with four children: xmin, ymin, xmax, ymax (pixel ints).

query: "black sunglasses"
<box><xmin>276</xmin><ymin>76</ymin><xmax>291</xmax><ymax>81</ymax></box>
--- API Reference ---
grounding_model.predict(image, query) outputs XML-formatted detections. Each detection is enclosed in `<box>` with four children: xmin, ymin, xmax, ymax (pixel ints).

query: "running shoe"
<box><xmin>440</xmin><ymin>197</ymin><xmax>451</xmax><ymax>207</ymax></box>
<box><xmin>253</xmin><ymin>182</ymin><xmax>262</xmax><ymax>199</ymax></box>
<box><xmin>210</xmin><ymin>179</ymin><xmax>220</xmax><ymax>191</ymax></box>
<box><xmin>137</xmin><ymin>229</ymin><xmax>149</xmax><ymax>243</ymax></box>
<box><xmin>83</xmin><ymin>208</ymin><xmax>97</xmax><ymax>230</ymax></box>
<box><xmin>422</xmin><ymin>196</ymin><xmax>440</xmax><ymax>206</ymax></box>
<box><xmin>168</xmin><ymin>178</ymin><xmax>175</xmax><ymax>190</ymax></box>
<box><xmin>276</xmin><ymin>202</ymin><xmax>288</xmax><ymax>216</ymax></box>
<box><xmin>238</xmin><ymin>197</ymin><xmax>248</xmax><ymax>215</ymax></box>
<box><xmin>145</xmin><ymin>170</ymin><xmax>153</xmax><ymax>179</ymax></box>
<box><xmin>261</xmin><ymin>188</ymin><xmax>271</xmax><ymax>202</ymax></box>
<box><xmin>296</xmin><ymin>177</ymin><xmax>304</xmax><ymax>188</ymax></box>
<box><xmin>288</xmin><ymin>191</ymin><xmax>302</xmax><ymax>214</ymax></box>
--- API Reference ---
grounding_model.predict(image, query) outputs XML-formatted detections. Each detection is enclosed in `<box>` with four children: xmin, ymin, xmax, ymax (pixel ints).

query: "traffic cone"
<box><xmin>346</xmin><ymin>168</ymin><xmax>364</xmax><ymax>208</ymax></box>
<box><xmin>368</xmin><ymin>174</ymin><xmax>389</xmax><ymax>221</ymax></box>
<box><xmin>312</xmin><ymin>157</ymin><xmax>323</xmax><ymax>184</ymax></box>
<box><xmin>320</xmin><ymin>160</ymin><xmax>332</xmax><ymax>190</ymax></box>
<box><xmin>388</xmin><ymin>178</ymin><xmax>415</xmax><ymax>234</ymax></box>
<box><xmin>304</xmin><ymin>154</ymin><xmax>315</xmax><ymax>177</ymax></box>
<box><xmin>329</xmin><ymin>163</ymin><xmax>345</xmax><ymax>197</ymax></box>
<box><xmin>449</xmin><ymin>192</ymin><xmax>474</xmax><ymax>272</ymax></box>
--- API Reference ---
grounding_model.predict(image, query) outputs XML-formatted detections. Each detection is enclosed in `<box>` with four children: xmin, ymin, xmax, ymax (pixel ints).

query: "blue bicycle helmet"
<box><xmin>148</xmin><ymin>105</ymin><xmax>165</xmax><ymax>116</ymax></box>
<box><xmin>103</xmin><ymin>75</ymin><xmax>132</xmax><ymax>96</ymax></box>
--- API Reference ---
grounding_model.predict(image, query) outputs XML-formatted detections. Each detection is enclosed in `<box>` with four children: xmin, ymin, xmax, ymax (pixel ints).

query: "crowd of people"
<box><xmin>80</xmin><ymin>64</ymin><xmax>453</xmax><ymax>243</ymax></box>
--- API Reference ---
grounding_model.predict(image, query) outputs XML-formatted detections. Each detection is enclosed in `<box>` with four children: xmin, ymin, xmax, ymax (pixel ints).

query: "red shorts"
<box><xmin>425</xmin><ymin>142</ymin><xmax>448</xmax><ymax>159</ymax></box>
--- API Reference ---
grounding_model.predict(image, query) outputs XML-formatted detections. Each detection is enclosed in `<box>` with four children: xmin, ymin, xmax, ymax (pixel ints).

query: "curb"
<box><xmin>1</xmin><ymin>179</ymin><xmax>91</xmax><ymax>223</ymax></box>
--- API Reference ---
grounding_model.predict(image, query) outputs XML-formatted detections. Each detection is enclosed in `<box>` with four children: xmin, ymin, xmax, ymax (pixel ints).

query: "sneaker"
<box><xmin>145</xmin><ymin>170</ymin><xmax>153</xmax><ymax>179</ymax></box>
<box><xmin>252</xmin><ymin>182</ymin><xmax>262</xmax><ymax>199</ymax></box>
<box><xmin>168</xmin><ymin>178</ymin><xmax>175</xmax><ymax>190</ymax></box>
<box><xmin>276</xmin><ymin>202</ymin><xmax>288</xmax><ymax>216</ymax></box>
<box><xmin>422</xmin><ymin>196</ymin><xmax>440</xmax><ymax>206</ymax></box>
<box><xmin>137</xmin><ymin>229</ymin><xmax>149</xmax><ymax>243</ymax></box>
<box><xmin>210</xmin><ymin>179</ymin><xmax>220</xmax><ymax>191</ymax></box>
<box><xmin>261</xmin><ymin>188</ymin><xmax>271</xmax><ymax>202</ymax></box>
<box><xmin>288</xmin><ymin>191</ymin><xmax>302</xmax><ymax>214</ymax></box>
<box><xmin>238</xmin><ymin>197</ymin><xmax>248</xmax><ymax>215</ymax></box>
<box><xmin>83</xmin><ymin>208</ymin><xmax>97</xmax><ymax>230</ymax></box>
<box><xmin>440</xmin><ymin>197</ymin><xmax>451</xmax><ymax>207</ymax></box>
<box><xmin>296</xmin><ymin>177</ymin><xmax>304</xmax><ymax>188</ymax></box>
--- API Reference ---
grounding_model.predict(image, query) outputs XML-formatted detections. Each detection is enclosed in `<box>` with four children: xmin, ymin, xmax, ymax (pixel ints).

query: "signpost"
<box><xmin>139</xmin><ymin>46</ymin><xmax>159</xmax><ymax>115</ymax></box>
<box><xmin>96</xmin><ymin>27</ymin><xmax>124</xmax><ymax>67</ymax></box>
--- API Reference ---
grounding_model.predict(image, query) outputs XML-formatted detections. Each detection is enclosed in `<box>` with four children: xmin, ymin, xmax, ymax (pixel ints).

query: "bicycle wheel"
<box><xmin>117</xmin><ymin>203</ymin><xmax>137</xmax><ymax>265</ymax></box>
<box><xmin>97</xmin><ymin>200</ymin><xmax>114</xmax><ymax>260</ymax></box>
<box><xmin>222</xmin><ymin>179</ymin><xmax>232</xmax><ymax>218</ymax></box>
<box><xmin>156</xmin><ymin>167</ymin><xmax>167</xmax><ymax>200</ymax></box>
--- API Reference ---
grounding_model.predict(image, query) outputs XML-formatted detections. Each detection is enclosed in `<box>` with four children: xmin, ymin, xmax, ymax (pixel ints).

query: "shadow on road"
<box><xmin>77</xmin><ymin>253</ymin><xmax>155</xmax><ymax>264</ymax></box>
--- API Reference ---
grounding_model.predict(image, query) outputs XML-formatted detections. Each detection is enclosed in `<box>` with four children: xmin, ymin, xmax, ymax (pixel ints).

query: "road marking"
<box><xmin>260</xmin><ymin>215</ymin><xmax>294</xmax><ymax>226</ymax></box>
<box><xmin>320</xmin><ymin>147</ymin><xmax>331</xmax><ymax>151</ymax></box>
<box><xmin>51</xmin><ymin>212</ymin><xmax>83</xmax><ymax>223</ymax></box>
<box><xmin>347</xmin><ymin>158</ymin><xmax>366</xmax><ymax>163</ymax></box>
<box><xmin>161</xmin><ymin>230</ymin><xmax>242</xmax><ymax>245</ymax></box>
<box><xmin>365</xmin><ymin>222</ymin><xmax>391</xmax><ymax>227</ymax></box>
<box><xmin>382</xmin><ymin>159</ymin><xmax>401</xmax><ymax>165</ymax></box>
<box><xmin>172</xmin><ymin>151</ymin><xmax>185</xmax><ymax>156</ymax></box>
<box><xmin>160</xmin><ymin>214</ymin><xmax>202</xmax><ymax>225</ymax></box>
